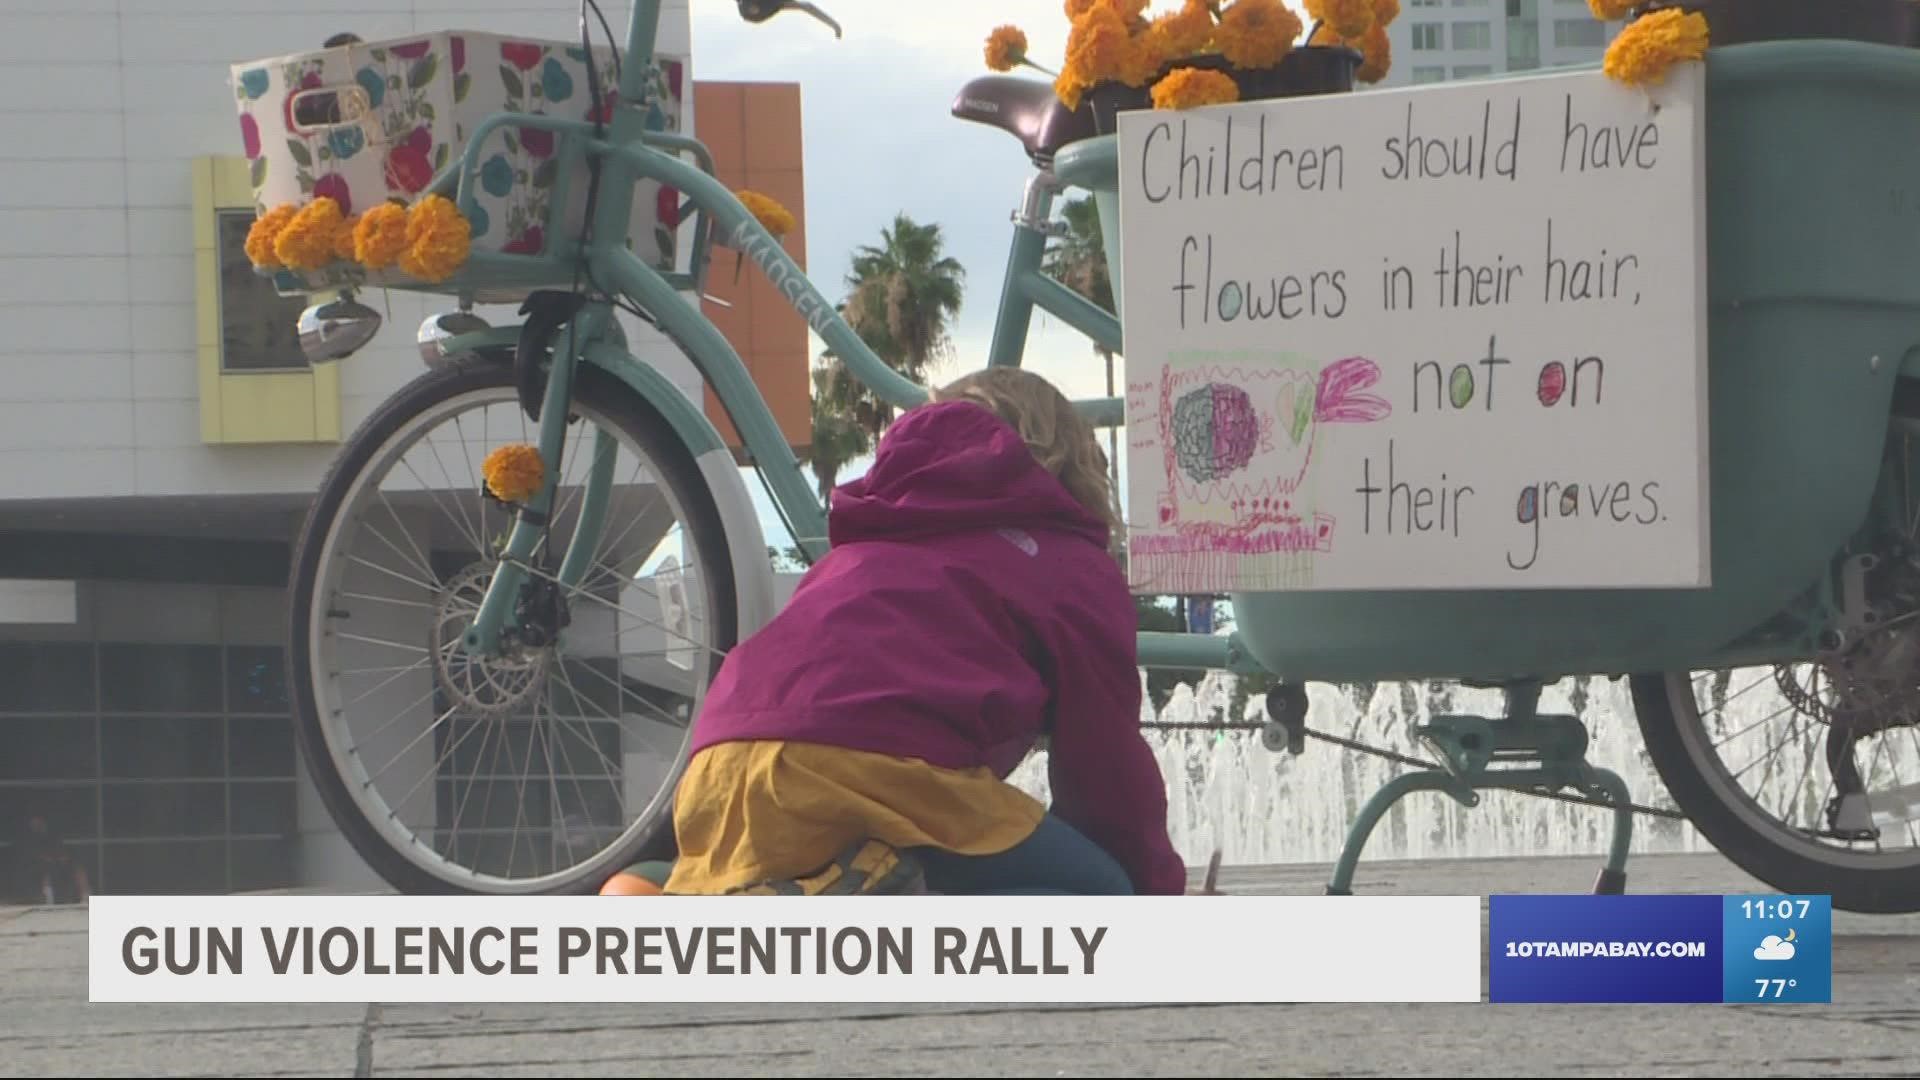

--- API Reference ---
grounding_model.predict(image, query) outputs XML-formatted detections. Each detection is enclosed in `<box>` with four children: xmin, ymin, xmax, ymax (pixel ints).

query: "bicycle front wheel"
<box><xmin>288</xmin><ymin>356</ymin><xmax>738</xmax><ymax>895</ymax></box>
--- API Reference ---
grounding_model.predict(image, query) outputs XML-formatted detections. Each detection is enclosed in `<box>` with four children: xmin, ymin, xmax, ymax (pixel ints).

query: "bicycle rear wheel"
<box><xmin>288</xmin><ymin>355</ymin><xmax>737</xmax><ymax>895</ymax></box>
<box><xmin>1632</xmin><ymin>664</ymin><xmax>1920</xmax><ymax>914</ymax></box>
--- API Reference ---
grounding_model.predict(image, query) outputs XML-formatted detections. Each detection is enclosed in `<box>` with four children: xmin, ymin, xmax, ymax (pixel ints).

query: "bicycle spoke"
<box><xmin>335</xmin><ymin>630</ymin><xmax>432</xmax><ymax>656</ymax></box>
<box><xmin>342</xmin><ymin>656</ymin><xmax>435</xmax><ymax>711</ymax></box>
<box><xmin>1780</xmin><ymin>713</ymin><xmax>1815</xmax><ymax>830</ymax></box>
<box><xmin>345</xmin><ymin>552</ymin><xmax>441</xmax><ymax>596</ymax></box>
<box><xmin>339</xmin><ymin>663</ymin><xmax>437</xmax><ymax>677</ymax></box>
<box><xmin>1729</xmin><ymin>709</ymin><xmax>1818</xmax><ymax>786</ymax></box>
<box><xmin>548</xmin><ymin>666</ymin><xmax>633</xmax><ymax>777</ymax></box>
<box><xmin>546</xmin><ymin>716</ymin><xmax>617</xmax><ymax>864</ymax></box>
<box><xmin>1707</xmin><ymin>696</ymin><xmax>1798</xmax><ymax>755</ymax></box>
<box><xmin>504</xmin><ymin>702</ymin><xmax>544</xmax><ymax>878</ymax></box>
<box><xmin>442</xmin><ymin>711</ymin><xmax>504</xmax><ymax>865</ymax></box>
<box><xmin>457</xmin><ymin>411</ymin><xmax>489</xmax><ymax>544</ymax></box>
<box><xmin>367</xmin><ymin>495</ymin><xmax>442</xmax><ymax>581</ymax></box>
<box><xmin>549</xmin><ymin>641</ymin><xmax>696</xmax><ymax>732</ymax></box>
<box><xmin>400</xmin><ymin>454</ymin><xmax>485</xmax><ymax>556</ymax></box>
<box><xmin>338</xmin><ymin>590</ymin><xmax>439</xmax><ymax>612</ymax></box>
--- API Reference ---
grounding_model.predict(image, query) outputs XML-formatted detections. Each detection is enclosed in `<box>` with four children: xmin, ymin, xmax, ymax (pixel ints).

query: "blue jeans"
<box><xmin>912</xmin><ymin>814</ymin><xmax>1134</xmax><ymax>895</ymax></box>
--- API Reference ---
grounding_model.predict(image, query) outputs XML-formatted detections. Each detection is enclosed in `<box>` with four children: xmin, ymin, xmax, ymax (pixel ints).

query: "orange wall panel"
<box><xmin>692</xmin><ymin>80</ymin><xmax>811</xmax><ymax>456</ymax></box>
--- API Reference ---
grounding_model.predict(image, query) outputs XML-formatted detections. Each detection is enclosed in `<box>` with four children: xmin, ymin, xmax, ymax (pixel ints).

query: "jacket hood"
<box><xmin>828</xmin><ymin>400</ymin><xmax>1111</xmax><ymax>549</ymax></box>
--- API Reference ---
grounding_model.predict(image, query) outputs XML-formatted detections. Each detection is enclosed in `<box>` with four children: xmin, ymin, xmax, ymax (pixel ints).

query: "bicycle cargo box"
<box><xmin>228</xmin><ymin>30</ymin><xmax>686</xmax><ymax>298</ymax></box>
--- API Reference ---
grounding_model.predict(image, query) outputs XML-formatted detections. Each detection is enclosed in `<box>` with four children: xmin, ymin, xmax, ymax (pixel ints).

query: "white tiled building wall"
<box><xmin>0</xmin><ymin>0</ymin><xmax>696</xmax><ymax>504</ymax></box>
<box><xmin>1380</xmin><ymin>0</ymin><xmax>1622</xmax><ymax>87</ymax></box>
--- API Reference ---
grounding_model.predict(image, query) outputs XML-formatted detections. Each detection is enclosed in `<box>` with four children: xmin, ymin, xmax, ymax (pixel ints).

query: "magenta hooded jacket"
<box><xmin>687</xmin><ymin>399</ymin><xmax>1187</xmax><ymax>896</ymax></box>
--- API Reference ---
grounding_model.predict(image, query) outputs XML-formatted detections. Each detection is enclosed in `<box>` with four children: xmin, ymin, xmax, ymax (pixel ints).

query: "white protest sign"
<box><xmin>1115</xmin><ymin>65</ymin><xmax>1709</xmax><ymax>593</ymax></box>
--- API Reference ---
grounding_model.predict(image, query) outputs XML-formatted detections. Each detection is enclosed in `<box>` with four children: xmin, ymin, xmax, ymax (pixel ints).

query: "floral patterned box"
<box><xmin>230</xmin><ymin>31</ymin><xmax>686</xmax><ymax>298</ymax></box>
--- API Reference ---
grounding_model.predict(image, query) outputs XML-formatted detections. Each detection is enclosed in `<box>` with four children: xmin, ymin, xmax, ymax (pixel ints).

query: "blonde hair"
<box><xmin>932</xmin><ymin>367</ymin><xmax>1122</xmax><ymax>545</ymax></box>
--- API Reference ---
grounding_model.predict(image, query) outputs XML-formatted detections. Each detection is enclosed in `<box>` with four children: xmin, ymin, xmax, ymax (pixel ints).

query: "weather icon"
<box><xmin>1754</xmin><ymin>929</ymin><xmax>1797</xmax><ymax>961</ymax></box>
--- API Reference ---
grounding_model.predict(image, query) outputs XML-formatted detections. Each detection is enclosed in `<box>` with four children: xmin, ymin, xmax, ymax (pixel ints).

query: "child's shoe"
<box><xmin>732</xmin><ymin>838</ymin><xmax>926</xmax><ymax>896</ymax></box>
<box><xmin>600</xmin><ymin>859</ymin><xmax>674</xmax><ymax>895</ymax></box>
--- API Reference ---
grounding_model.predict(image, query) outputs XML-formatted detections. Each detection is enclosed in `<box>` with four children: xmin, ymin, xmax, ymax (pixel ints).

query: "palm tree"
<box><xmin>805</xmin><ymin>361</ymin><xmax>872</xmax><ymax>501</ymax></box>
<box><xmin>799</xmin><ymin>213</ymin><xmax>967</xmax><ymax>507</ymax></box>
<box><xmin>838</xmin><ymin>213</ymin><xmax>967</xmax><ymax>436</ymax></box>
<box><xmin>1043</xmin><ymin>196</ymin><xmax>1113</xmax><ymax>315</ymax></box>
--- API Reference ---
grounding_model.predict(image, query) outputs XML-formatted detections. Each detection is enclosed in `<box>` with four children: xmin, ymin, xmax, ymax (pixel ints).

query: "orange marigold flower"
<box><xmin>1149</xmin><ymin>0</ymin><xmax>1217</xmax><ymax>57</ymax></box>
<box><xmin>1055</xmin><ymin>68</ymin><xmax>1092</xmax><ymax>111</ymax></box>
<box><xmin>1121</xmin><ymin>25</ymin><xmax>1174</xmax><ymax>86</ymax></box>
<box><xmin>1067</xmin><ymin>0</ymin><xmax>1147</xmax><ymax>21</ymax></box>
<box><xmin>1356</xmin><ymin>23</ymin><xmax>1392</xmax><ymax>82</ymax></box>
<box><xmin>1589</xmin><ymin>0</ymin><xmax>1636</xmax><ymax>19</ymax></box>
<box><xmin>1216</xmin><ymin>0</ymin><xmax>1303</xmax><ymax>70</ymax></box>
<box><xmin>397</xmin><ymin>194</ymin><xmax>471</xmax><ymax>283</ymax></box>
<box><xmin>1065</xmin><ymin>4</ymin><xmax>1134</xmax><ymax>85</ymax></box>
<box><xmin>735</xmin><ymin>190</ymin><xmax>796</xmax><ymax>238</ymax></box>
<box><xmin>1372</xmin><ymin>0</ymin><xmax>1401</xmax><ymax>26</ymax></box>
<box><xmin>1151</xmin><ymin>66</ymin><xmax>1240</xmax><ymax>110</ymax></box>
<box><xmin>1603</xmin><ymin>8</ymin><xmax>1708</xmax><ymax>86</ymax></box>
<box><xmin>481</xmin><ymin>443</ymin><xmax>545</xmax><ymax>505</ymax></box>
<box><xmin>1308</xmin><ymin>22</ymin><xmax>1343</xmax><ymax>45</ymax></box>
<box><xmin>985</xmin><ymin>25</ymin><xmax>1029</xmax><ymax>71</ymax></box>
<box><xmin>1323</xmin><ymin>0</ymin><xmax>1375</xmax><ymax>41</ymax></box>
<box><xmin>330</xmin><ymin>213</ymin><xmax>360</xmax><ymax>262</ymax></box>
<box><xmin>244</xmin><ymin>204</ymin><xmax>299</xmax><ymax>270</ymax></box>
<box><xmin>1303</xmin><ymin>0</ymin><xmax>1326</xmax><ymax>18</ymax></box>
<box><xmin>273</xmin><ymin>196</ymin><xmax>346</xmax><ymax>271</ymax></box>
<box><xmin>354</xmin><ymin>201</ymin><xmax>410</xmax><ymax>269</ymax></box>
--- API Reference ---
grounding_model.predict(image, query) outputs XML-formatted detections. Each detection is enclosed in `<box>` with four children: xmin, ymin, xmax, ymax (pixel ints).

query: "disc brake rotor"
<box><xmin>431</xmin><ymin>561</ymin><xmax>550</xmax><ymax>715</ymax></box>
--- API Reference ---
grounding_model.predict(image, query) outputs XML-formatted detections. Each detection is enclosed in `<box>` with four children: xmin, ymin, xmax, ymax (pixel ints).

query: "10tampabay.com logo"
<box><xmin>1489</xmin><ymin>894</ymin><xmax>1831</xmax><ymax>1003</ymax></box>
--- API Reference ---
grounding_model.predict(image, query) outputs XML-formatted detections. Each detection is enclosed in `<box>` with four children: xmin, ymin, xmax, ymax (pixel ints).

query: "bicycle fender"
<box><xmin>694</xmin><ymin>444</ymin><xmax>780</xmax><ymax>640</ymax></box>
<box><xmin>584</xmin><ymin>341</ymin><xmax>780</xmax><ymax>641</ymax></box>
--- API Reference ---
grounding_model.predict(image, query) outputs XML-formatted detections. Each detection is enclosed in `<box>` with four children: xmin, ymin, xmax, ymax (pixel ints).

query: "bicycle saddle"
<box><xmin>951</xmin><ymin>76</ymin><xmax>1098</xmax><ymax>167</ymax></box>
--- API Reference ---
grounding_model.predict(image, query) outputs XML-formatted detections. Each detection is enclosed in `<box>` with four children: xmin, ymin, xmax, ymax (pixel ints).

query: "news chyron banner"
<box><xmin>89</xmin><ymin>896</ymin><xmax>1483</xmax><ymax>1004</ymax></box>
<box><xmin>87</xmin><ymin>893</ymin><xmax>1832</xmax><ymax>1004</ymax></box>
<box><xmin>1490</xmin><ymin>894</ymin><xmax>1833</xmax><ymax>1003</ymax></box>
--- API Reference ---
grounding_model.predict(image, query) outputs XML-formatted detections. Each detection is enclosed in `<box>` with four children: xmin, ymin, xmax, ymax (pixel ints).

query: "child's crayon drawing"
<box><xmin>1130</xmin><ymin>354</ymin><xmax>1389</xmax><ymax>592</ymax></box>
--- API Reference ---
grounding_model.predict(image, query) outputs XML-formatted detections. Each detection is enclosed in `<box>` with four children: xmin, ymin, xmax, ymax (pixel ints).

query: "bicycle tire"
<box><xmin>1631</xmin><ymin>671</ymin><xmax>1920</xmax><ymax>914</ymax></box>
<box><xmin>287</xmin><ymin>354</ymin><xmax>738</xmax><ymax>895</ymax></box>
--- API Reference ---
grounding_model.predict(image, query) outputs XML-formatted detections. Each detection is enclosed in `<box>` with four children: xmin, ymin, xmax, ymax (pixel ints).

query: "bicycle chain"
<box><xmin>1142</xmin><ymin>718</ymin><xmax>1690</xmax><ymax>822</ymax></box>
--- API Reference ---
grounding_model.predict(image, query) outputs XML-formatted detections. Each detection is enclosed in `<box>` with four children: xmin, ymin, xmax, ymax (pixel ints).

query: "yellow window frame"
<box><xmin>194</xmin><ymin>156</ymin><xmax>342</xmax><ymax>444</ymax></box>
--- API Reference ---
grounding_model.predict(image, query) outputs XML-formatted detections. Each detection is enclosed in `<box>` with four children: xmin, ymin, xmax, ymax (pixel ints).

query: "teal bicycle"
<box><xmin>278</xmin><ymin>0</ymin><xmax>1920</xmax><ymax>912</ymax></box>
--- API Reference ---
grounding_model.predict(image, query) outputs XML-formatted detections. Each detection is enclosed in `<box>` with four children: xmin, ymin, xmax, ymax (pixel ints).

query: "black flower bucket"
<box><xmin>1631</xmin><ymin>0</ymin><xmax>1920</xmax><ymax>47</ymax></box>
<box><xmin>1086</xmin><ymin>44</ymin><xmax>1364</xmax><ymax>136</ymax></box>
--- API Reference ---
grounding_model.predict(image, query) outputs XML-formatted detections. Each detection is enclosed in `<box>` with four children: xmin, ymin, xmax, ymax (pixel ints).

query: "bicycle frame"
<box><xmin>456</xmin><ymin>0</ymin><xmax>1254</xmax><ymax>675</ymax></box>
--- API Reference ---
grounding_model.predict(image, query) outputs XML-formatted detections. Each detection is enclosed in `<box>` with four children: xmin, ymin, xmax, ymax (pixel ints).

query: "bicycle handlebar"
<box><xmin>736</xmin><ymin>0</ymin><xmax>842</xmax><ymax>38</ymax></box>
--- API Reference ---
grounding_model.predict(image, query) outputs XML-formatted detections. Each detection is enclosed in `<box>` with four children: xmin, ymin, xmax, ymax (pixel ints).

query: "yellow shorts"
<box><xmin>663</xmin><ymin>740</ymin><xmax>1046</xmax><ymax>896</ymax></box>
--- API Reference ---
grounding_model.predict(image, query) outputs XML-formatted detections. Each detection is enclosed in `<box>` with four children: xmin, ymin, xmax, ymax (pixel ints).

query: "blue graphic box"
<box><xmin>1491</xmin><ymin>895</ymin><xmax>1722</xmax><ymax>1003</ymax></box>
<box><xmin>1721</xmin><ymin>894</ymin><xmax>1832</xmax><ymax>1004</ymax></box>
<box><xmin>1490</xmin><ymin>895</ymin><xmax>1832</xmax><ymax>1004</ymax></box>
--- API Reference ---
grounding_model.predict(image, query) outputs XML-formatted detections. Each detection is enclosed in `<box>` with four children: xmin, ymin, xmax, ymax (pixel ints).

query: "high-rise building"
<box><xmin>1381</xmin><ymin>0</ymin><xmax>1624</xmax><ymax>86</ymax></box>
